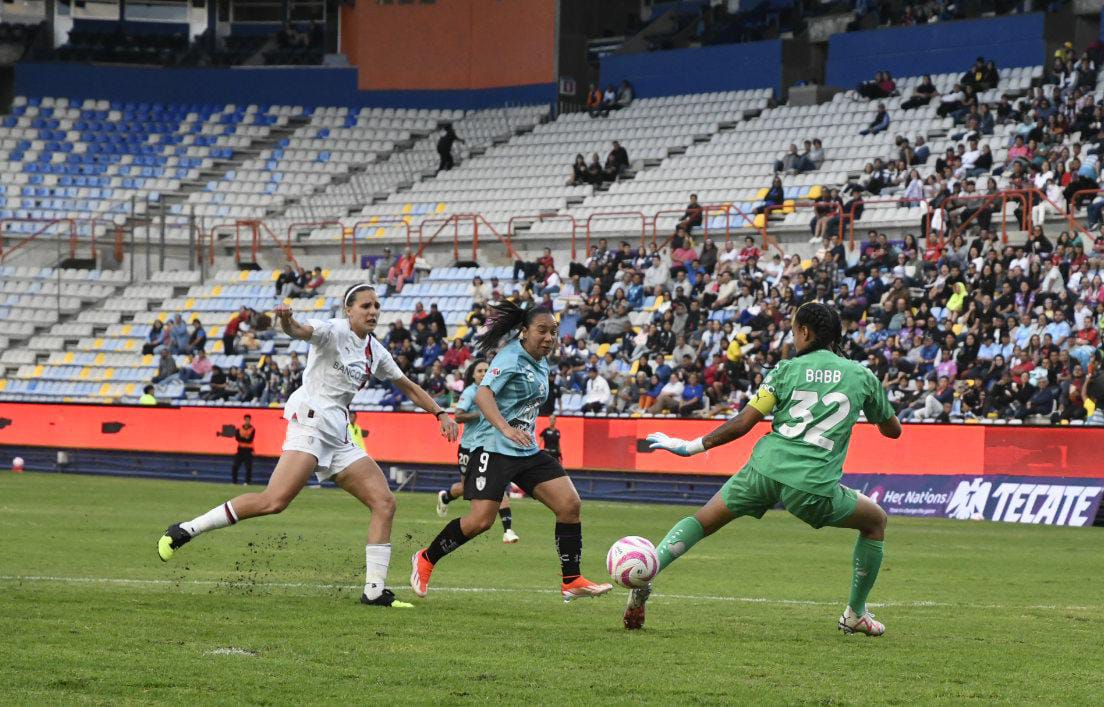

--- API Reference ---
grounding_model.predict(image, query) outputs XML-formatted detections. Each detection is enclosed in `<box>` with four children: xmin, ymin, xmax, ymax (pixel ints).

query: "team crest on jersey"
<box><xmin>490</xmin><ymin>368</ymin><xmax>501</xmax><ymax>376</ymax></box>
<box><xmin>475</xmin><ymin>476</ymin><xmax>486</xmax><ymax>491</ymax></box>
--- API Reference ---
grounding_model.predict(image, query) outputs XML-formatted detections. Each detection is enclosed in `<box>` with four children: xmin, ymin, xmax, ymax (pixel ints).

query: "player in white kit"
<box><xmin>157</xmin><ymin>284</ymin><xmax>459</xmax><ymax>608</ymax></box>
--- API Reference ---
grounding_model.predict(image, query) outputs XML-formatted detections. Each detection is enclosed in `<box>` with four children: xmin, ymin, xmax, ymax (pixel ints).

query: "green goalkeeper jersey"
<box><xmin>745</xmin><ymin>348</ymin><xmax>895</xmax><ymax>497</ymax></box>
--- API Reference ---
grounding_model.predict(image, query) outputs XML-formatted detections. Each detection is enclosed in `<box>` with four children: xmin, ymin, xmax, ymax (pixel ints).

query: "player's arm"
<box><xmin>475</xmin><ymin>385</ymin><xmax>532</xmax><ymax>448</ymax></box>
<box><xmin>647</xmin><ymin>385</ymin><xmax>773</xmax><ymax>457</ymax></box>
<box><xmin>877</xmin><ymin>416</ymin><xmax>902</xmax><ymax>439</ymax></box>
<box><xmin>273</xmin><ymin>304</ymin><xmax>313</xmax><ymax>341</ymax></box>
<box><xmin>455</xmin><ymin>410</ymin><xmax>480</xmax><ymax>423</ymax></box>
<box><xmin>394</xmin><ymin>376</ymin><xmax>459</xmax><ymax>442</ymax></box>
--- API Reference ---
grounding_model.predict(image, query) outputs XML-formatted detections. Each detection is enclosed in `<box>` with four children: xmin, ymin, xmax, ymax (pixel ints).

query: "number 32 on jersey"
<box><xmin>777</xmin><ymin>390</ymin><xmax>851</xmax><ymax>451</ymax></box>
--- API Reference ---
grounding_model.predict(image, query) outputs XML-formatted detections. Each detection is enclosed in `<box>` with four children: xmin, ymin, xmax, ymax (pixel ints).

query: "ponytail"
<box><xmin>793</xmin><ymin>302</ymin><xmax>842</xmax><ymax>356</ymax></box>
<box><xmin>475</xmin><ymin>300</ymin><xmax>550</xmax><ymax>356</ymax></box>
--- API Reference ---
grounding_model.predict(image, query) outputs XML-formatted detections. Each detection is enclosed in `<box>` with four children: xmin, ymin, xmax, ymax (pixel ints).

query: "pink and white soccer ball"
<box><xmin>606</xmin><ymin>536</ymin><xmax>659</xmax><ymax>589</ymax></box>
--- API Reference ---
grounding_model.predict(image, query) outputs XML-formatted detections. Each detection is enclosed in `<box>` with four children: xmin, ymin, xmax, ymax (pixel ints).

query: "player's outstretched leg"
<box><xmin>334</xmin><ymin>457</ymin><xmax>412</xmax><ymax>608</ymax></box>
<box><xmin>412</xmin><ymin>499</ymin><xmax>501</xmax><ymax>597</ymax></box>
<box><xmin>436</xmin><ymin>482</ymin><xmax>463</xmax><ymax>518</ymax></box>
<box><xmin>833</xmin><ymin>492</ymin><xmax>887</xmax><ymax>636</ymax></box>
<box><xmin>158</xmin><ymin>451</ymin><xmax>315</xmax><ymax>561</ymax></box>
<box><xmin>499</xmin><ymin>496</ymin><xmax>518</xmax><ymax>544</ymax></box>
<box><xmin>626</xmin><ymin>492</ymin><xmax>734</xmax><ymax>629</ymax></box>
<box><xmin>530</xmin><ymin>477</ymin><xmax>611</xmax><ymax>602</ymax></box>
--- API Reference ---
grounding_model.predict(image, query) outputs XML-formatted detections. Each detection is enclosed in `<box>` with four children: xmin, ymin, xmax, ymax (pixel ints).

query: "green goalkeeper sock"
<box><xmin>655</xmin><ymin>517</ymin><xmax>706</xmax><ymax>572</ymax></box>
<box><xmin>848</xmin><ymin>537</ymin><xmax>884</xmax><ymax>615</ymax></box>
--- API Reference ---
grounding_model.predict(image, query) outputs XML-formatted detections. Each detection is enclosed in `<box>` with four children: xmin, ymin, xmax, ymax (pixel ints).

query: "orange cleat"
<box><xmin>409</xmin><ymin>549</ymin><xmax>435</xmax><ymax>598</ymax></box>
<box><xmin>561</xmin><ymin>575</ymin><xmax>613</xmax><ymax>603</ymax></box>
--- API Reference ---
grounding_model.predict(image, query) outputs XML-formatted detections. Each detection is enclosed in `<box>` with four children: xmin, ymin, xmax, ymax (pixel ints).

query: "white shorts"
<box><xmin>282</xmin><ymin>420</ymin><xmax>369</xmax><ymax>482</ymax></box>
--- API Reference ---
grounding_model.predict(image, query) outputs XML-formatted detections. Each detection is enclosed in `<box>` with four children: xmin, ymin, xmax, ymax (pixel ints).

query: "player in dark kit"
<box><xmin>540</xmin><ymin>413</ymin><xmax>562</xmax><ymax>461</ymax></box>
<box><xmin>231</xmin><ymin>414</ymin><xmax>256</xmax><ymax>485</ymax></box>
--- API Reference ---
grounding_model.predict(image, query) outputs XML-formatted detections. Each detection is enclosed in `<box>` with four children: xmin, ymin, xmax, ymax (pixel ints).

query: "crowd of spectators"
<box><xmin>585</xmin><ymin>81</ymin><xmax>634</xmax><ymax>118</ymax></box>
<box><xmin>568</xmin><ymin>140</ymin><xmax>630</xmax><ymax>186</ymax></box>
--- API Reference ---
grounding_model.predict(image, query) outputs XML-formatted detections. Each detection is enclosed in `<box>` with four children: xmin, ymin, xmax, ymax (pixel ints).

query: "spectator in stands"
<box><xmin>586</xmin><ymin>83</ymin><xmax>603</xmax><ymax>118</ymax></box>
<box><xmin>302</xmin><ymin>267</ymin><xmax>325</xmax><ymax>297</ymax></box>
<box><xmin>436</xmin><ymin>124</ymin><xmax>464</xmax><ymax>172</ymax></box>
<box><xmin>585</xmin><ymin>153</ymin><xmax>604</xmax><ymax>184</ymax></box>
<box><xmin>373</xmin><ymin>247</ymin><xmax>394</xmax><ymax>284</ymax></box>
<box><xmin>204</xmin><ymin>365</ymin><xmax>230</xmax><ymax>401</ymax></box>
<box><xmin>582</xmin><ymin>367</ymin><xmax>611</xmax><ymax>412</ymax></box>
<box><xmin>442</xmin><ymin>337</ymin><xmax>471</xmax><ymax>372</ymax></box>
<box><xmin>613</xmin><ymin>80</ymin><xmax>635</xmax><ymax>110</ymax></box>
<box><xmin>754</xmin><ymin>177</ymin><xmax>785</xmax><ymax>215</ymax></box>
<box><xmin>601</xmin><ymin>84</ymin><xmax>617</xmax><ymax>114</ymax></box>
<box><xmin>470</xmin><ymin>275</ymin><xmax>489</xmax><ymax>305</ymax></box>
<box><xmin>275</xmin><ymin>265</ymin><xmax>295</xmax><ymax>297</ymax></box>
<box><xmin>282</xmin><ymin>267</ymin><xmax>309</xmax><ymax>297</ymax></box>
<box><xmin>567</xmin><ymin>154</ymin><xmax>588</xmax><ymax>186</ymax></box>
<box><xmin>678</xmin><ymin>372</ymin><xmax>704</xmax><ymax>417</ymax></box>
<box><xmin>178</xmin><ymin>350</ymin><xmax>212</xmax><ymax>382</ymax></box>
<box><xmin>802</xmin><ymin>138</ymin><xmax>826</xmax><ymax>171</ymax></box>
<box><xmin>188</xmin><ymin>318</ymin><xmax>207</xmax><ymax>353</ymax></box>
<box><xmin>152</xmin><ymin>348</ymin><xmax>178</xmax><ymax>384</ymax></box>
<box><xmin>911</xmin><ymin>136</ymin><xmax>930</xmax><ymax>165</ymax></box>
<box><xmin>222</xmin><ymin>306</ymin><xmax>249</xmax><ymax>355</ymax></box>
<box><xmin>142</xmin><ymin>319</ymin><xmax>167</xmax><ymax>355</ymax></box>
<box><xmin>857</xmin><ymin>70</ymin><xmax>896</xmax><ymax>100</ymax></box>
<box><xmin>860</xmin><ymin>103</ymin><xmax>890</xmax><ymax>136</ymax></box>
<box><xmin>592</xmin><ymin>302</ymin><xmax>633</xmax><ymax>345</ymax></box>
<box><xmin>603</xmin><ymin>141</ymin><xmax>630</xmax><ymax>181</ymax></box>
<box><xmin>139</xmin><ymin>385</ymin><xmax>157</xmax><ymax>406</ymax></box>
<box><xmin>514</xmin><ymin>246</ymin><xmax>554</xmax><ymax>282</ymax></box>
<box><xmin>901</xmin><ymin>75</ymin><xmax>937</xmax><ymax>110</ymax></box>
<box><xmin>388</xmin><ymin>247</ymin><xmax>417</xmax><ymax>293</ymax></box>
<box><xmin>775</xmin><ymin>143</ymin><xmax>801</xmax><ymax>174</ymax></box>
<box><xmin>677</xmin><ymin>193</ymin><xmax>703</xmax><ymax>233</ymax></box>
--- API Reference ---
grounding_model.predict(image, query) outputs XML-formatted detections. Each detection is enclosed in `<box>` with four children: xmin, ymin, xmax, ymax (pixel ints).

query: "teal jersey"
<box><xmin>747</xmin><ymin>348</ymin><xmax>895</xmax><ymax>496</ymax></box>
<box><xmin>478</xmin><ymin>339</ymin><xmax>550</xmax><ymax>456</ymax></box>
<box><xmin>456</xmin><ymin>384</ymin><xmax>484</xmax><ymax>449</ymax></box>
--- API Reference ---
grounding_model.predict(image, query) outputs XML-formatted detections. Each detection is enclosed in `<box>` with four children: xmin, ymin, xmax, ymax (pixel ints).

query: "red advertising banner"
<box><xmin>1</xmin><ymin>402</ymin><xmax>1103</xmax><ymax>479</ymax></box>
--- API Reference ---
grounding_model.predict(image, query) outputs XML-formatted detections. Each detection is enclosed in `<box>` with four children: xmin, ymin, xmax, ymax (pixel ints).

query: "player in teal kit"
<box><xmin>412</xmin><ymin>301</ymin><xmax>612</xmax><ymax>602</ymax></box>
<box><xmin>434</xmin><ymin>358</ymin><xmax>519</xmax><ymax>544</ymax></box>
<box><xmin>632</xmin><ymin>302</ymin><xmax>902</xmax><ymax>635</ymax></box>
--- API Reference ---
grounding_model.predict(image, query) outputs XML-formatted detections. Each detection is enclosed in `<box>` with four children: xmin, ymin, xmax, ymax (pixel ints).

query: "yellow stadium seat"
<box><xmin>401</xmin><ymin>215</ymin><xmax>412</xmax><ymax>225</ymax></box>
<box><xmin>781</xmin><ymin>199</ymin><xmax>795</xmax><ymax>214</ymax></box>
<box><xmin>0</xmin><ymin>380</ymin><xmax>7</xmax><ymax>391</ymax></box>
<box><xmin>807</xmin><ymin>185</ymin><xmax>824</xmax><ymax>200</ymax></box>
<box><xmin>184</xmin><ymin>298</ymin><xmax>195</xmax><ymax>310</ymax></box>
<box><xmin>314</xmin><ymin>297</ymin><xmax>326</xmax><ymax>310</ymax></box>
<box><xmin>121</xmin><ymin>324</ymin><xmax>132</xmax><ymax>336</ymax></box>
<box><xmin>322</xmin><ymin>269</ymin><xmax>331</xmax><ymax>279</ymax></box>
<box><xmin>270</xmin><ymin>270</ymin><xmax>281</xmax><ymax>281</ymax></box>
<box><xmin>63</xmin><ymin>352</ymin><xmax>74</xmax><ymax>364</ymax></box>
<box><xmin>79</xmin><ymin>367</ymin><xmax>90</xmax><ymax>380</ymax></box>
<box><xmin>800</xmin><ymin>259</ymin><xmax>812</xmax><ymax>270</ymax></box>
<box><xmin>212</xmin><ymin>340</ymin><xmax>223</xmax><ymax>353</ymax></box>
<box><xmin>401</xmin><ymin>203</ymin><xmax>412</xmax><ymax>214</ymax></box>
<box><xmin>208</xmin><ymin>326</ymin><xmax>220</xmax><ymax>337</ymax></box>
<box><xmin>93</xmin><ymin>338</ymin><xmax>104</xmax><ymax>349</ymax></box>
<box><xmin>597</xmin><ymin>343</ymin><xmax>611</xmax><ymax>357</ymax></box>
<box><xmin>98</xmin><ymin>383</ymin><xmax>111</xmax><ymax>396</ymax></box>
<box><xmin>755</xmin><ymin>187</ymin><xmax>769</xmax><ymax>199</ymax></box>
<box><xmin>239</xmin><ymin>271</ymin><xmax>249</xmax><ymax>281</ymax></box>
<box><xmin>157</xmin><ymin>312</ymin><xmax>167</xmax><ymax>322</ymax></box>
<box><xmin>369</xmin><ymin>215</ymin><xmax>379</xmax><ymax>224</ymax></box>
<box><xmin>93</xmin><ymin>353</ymin><xmax>105</xmax><ymax>365</ymax></box>
<box><xmin>123</xmin><ymin>340</ymin><xmax>136</xmax><ymax>351</ymax></box>
<box><xmin>454</xmin><ymin>325</ymin><xmax>468</xmax><ymax>340</ymax></box>
<box><xmin>104</xmin><ymin>368</ymin><xmax>114</xmax><ymax>380</ymax></box>
<box><xmin>124</xmin><ymin>383</ymin><xmax>135</xmax><ymax>395</ymax></box>
<box><xmin>436</xmin><ymin>202</ymin><xmax>447</xmax><ymax>214</ymax></box>
<box><xmin>142</xmin><ymin>354</ymin><xmax>153</xmax><ymax>366</ymax></box>
<box><xmin>32</xmin><ymin>365</ymin><xmax>43</xmax><ymax>378</ymax></box>
<box><xmin>629</xmin><ymin>359</ymin><xmax>640</xmax><ymax>375</ymax></box>
<box><xmin>753</xmin><ymin>214</ymin><xmax>766</xmax><ymax>229</ymax></box>
<box><xmin>211</xmin><ymin>285</ymin><xmax>222</xmax><ymax>297</ymax></box>
<box><xmin>374</xmin><ymin>227</ymin><xmax>386</xmax><ymax>238</ymax></box>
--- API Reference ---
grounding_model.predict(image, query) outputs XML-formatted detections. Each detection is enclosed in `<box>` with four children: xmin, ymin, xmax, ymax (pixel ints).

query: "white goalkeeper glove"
<box><xmin>646</xmin><ymin>432</ymin><xmax>706</xmax><ymax>457</ymax></box>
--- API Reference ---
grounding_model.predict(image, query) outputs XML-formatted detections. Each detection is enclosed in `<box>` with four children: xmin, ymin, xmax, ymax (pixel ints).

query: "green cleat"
<box><xmin>360</xmin><ymin>589</ymin><xmax>414</xmax><ymax>608</ymax></box>
<box><xmin>157</xmin><ymin>523</ymin><xmax>192</xmax><ymax>562</ymax></box>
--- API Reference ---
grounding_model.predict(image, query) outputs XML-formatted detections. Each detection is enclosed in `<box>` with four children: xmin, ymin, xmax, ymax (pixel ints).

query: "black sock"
<box><xmin>425</xmin><ymin>518</ymin><xmax>470</xmax><ymax>564</ymax></box>
<box><xmin>440</xmin><ymin>489</ymin><xmax>455</xmax><ymax>505</ymax></box>
<box><xmin>555</xmin><ymin>521</ymin><xmax>582</xmax><ymax>582</ymax></box>
<box><xmin>498</xmin><ymin>507</ymin><xmax>513</xmax><ymax>532</ymax></box>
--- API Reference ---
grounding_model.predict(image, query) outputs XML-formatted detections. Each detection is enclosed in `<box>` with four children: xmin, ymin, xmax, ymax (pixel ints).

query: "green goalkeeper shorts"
<box><xmin>720</xmin><ymin>465</ymin><xmax>858</xmax><ymax>529</ymax></box>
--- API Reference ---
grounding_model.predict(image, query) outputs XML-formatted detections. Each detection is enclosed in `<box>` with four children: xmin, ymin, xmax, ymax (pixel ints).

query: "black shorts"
<box><xmin>457</xmin><ymin>446</ymin><xmax>473</xmax><ymax>476</ymax></box>
<box><xmin>463</xmin><ymin>449</ymin><xmax>566</xmax><ymax>501</ymax></box>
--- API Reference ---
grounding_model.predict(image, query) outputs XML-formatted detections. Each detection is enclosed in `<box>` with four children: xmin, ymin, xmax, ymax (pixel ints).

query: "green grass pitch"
<box><xmin>2</xmin><ymin>472</ymin><xmax>1102</xmax><ymax>704</ymax></box>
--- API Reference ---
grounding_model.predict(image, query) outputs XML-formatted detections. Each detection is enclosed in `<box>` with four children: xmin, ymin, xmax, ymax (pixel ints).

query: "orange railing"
<box><xmin>0</xmin><ymin>218</ymin><xmax>78</xmax><ymax>263</ymax></box>
<box><xmin>584</xmin><ymin>211</ymin><xmax>646</xmax><ymax>256</ymax></box>
<box><xmin>507</xmin><ymin>214</ymin><xmax>577</xmax><ymax>258</ymax></box>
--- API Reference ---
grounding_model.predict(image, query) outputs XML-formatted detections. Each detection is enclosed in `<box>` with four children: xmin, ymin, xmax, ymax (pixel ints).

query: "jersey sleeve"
<box><xmin>480</xmin><ymin>350</ymin><xmax>517</xmax><ymax>394</ymax></box>
<box><xmin>455</xmin><ymin>385</ymin><xmax>477</xmax><ymax>413</ymax></box>
<box><xmin>861</xmin><ymin>367</ymin><xmax>895</xmax><ymax>424</ymax></box>
<box><xmin>305</xmin><ymin>318</ymin><xmax>333</xmax><ymax>348</ymax></box>
<box><xmin>749</xmin><ymin>360</ymin><xmax>787</xmax><ymax>415</ymax></box>
<box><xmin>370</xmin><ymin>342</ymin><xmax>404</xmax><ymax>383</ymax></box>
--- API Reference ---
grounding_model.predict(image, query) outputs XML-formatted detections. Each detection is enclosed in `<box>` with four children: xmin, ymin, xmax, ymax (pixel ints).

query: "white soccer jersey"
<box><xmin>282</xmin><ymin>317</ymin><xmax>403</xmax><ymax>443</ymax></box>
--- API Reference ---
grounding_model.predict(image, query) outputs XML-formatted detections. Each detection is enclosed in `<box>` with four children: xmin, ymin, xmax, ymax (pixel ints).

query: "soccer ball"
<box><xmin>606</xmin><ymin>536</ymin><xmax>658</xmax><ymax>589</ymax></box>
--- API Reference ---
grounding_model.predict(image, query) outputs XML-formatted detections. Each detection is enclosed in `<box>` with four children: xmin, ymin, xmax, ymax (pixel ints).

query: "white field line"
<box><xmin>0</xmin><ymin>575</ymin><xmax>1099</xmax><ymax>612</ymax></box>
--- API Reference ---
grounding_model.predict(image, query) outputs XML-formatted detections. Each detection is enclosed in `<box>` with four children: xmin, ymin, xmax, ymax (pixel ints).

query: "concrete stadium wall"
<box><xmin>826</xmin><ymin>13</ymin><xmax>1046</xmax><ymax>89</ymax></box>
<box><xmin>599</xmin><ymin>40</ymin><xmax>784</xmax><ymax>97</ymax></box>
<box><xmin>14</xmin><ymin>62</ymin><xmax>556</xmax><ymax>110</ymax></box>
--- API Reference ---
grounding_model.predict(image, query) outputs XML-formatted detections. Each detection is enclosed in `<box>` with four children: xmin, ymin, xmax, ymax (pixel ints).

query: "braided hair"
<box><xmin>475</xmin><ymin>300</ymin><xmax>552</xmax><ymax>356</ymax></box>
<box><xmin>793</xmin><ymin>301</ymin><xmax>842</xmax><ymax>356</ymax></box>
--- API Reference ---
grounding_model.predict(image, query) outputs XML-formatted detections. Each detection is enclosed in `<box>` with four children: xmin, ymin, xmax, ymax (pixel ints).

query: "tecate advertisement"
<box><xmin>844</xmin><ymin>474</ymin><xmax>1104</xmax><ymax>527</ymax></box>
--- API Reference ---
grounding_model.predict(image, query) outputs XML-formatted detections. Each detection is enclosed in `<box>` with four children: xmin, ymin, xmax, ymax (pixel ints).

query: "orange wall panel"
<box><xmin>3</xmin><ymin>403</ymin><xmax>1103</xmax><ymax>479</ymax></box>
<box><xmin>340</xmin><ymin>0</ymin><xmax>555</xmax><ymax>91</ymax></box>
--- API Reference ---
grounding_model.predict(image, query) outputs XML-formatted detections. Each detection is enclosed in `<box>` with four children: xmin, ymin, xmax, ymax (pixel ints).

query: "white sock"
<box><xmin>181</xmin><ymin>502</ymin><xmax>238</xmax><ymax>537</ymax></box>
<box><xmin>363</xmin><ymin>543</ymin><xmax>392</xmax><ymax>600</ymax></box>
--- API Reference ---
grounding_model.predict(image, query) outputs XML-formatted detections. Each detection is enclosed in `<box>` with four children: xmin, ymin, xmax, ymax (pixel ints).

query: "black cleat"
<box><xmin>157</xmin><ymin>523</ymin><xmax>193</xmax><ymax>562</ymax></box>
<box><xmin>359</xmin><ymin>588</ymin><xmax>414</xmax><ymax>608</ymax></box>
